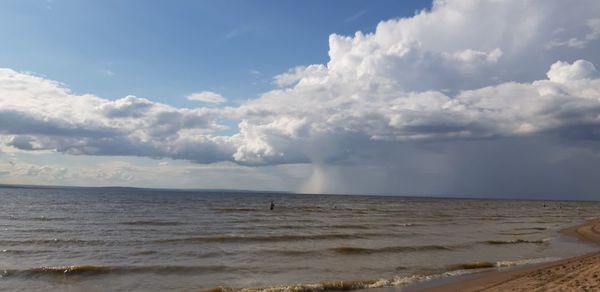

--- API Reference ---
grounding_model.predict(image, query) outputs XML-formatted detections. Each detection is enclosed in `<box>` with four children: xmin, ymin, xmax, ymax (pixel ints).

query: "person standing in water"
<box><xmin>270</xmin><ymin>201</ymin><xmax>275</xmax><ymax>210</ymax></box>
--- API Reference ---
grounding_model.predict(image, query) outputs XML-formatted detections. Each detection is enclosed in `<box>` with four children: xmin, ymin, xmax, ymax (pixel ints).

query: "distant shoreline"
<box><xmin>2</xmin><ymin>183</ymin><xmax>600</xmax><ymax>202</ymax></box>
<box><xmin>0</xmin><ymin>183</ymin><xmax>291</xmax><ymax>195</ymax></box>
<box><xmin>408</xmin><ymin>218</ymin><xmax>600</xmax><ymax>291</ymax></box>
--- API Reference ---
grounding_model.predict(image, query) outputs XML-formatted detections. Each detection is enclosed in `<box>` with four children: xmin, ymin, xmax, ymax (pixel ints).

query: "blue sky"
<box><xmin>1</xmin><ymin>0</ymin><xmax>600</xmax><ymax>198</ymax></box>
<box><xmin>0</xmin><ymin>0</ymin><xmax>428</xmax><ymax>107</ymax></box>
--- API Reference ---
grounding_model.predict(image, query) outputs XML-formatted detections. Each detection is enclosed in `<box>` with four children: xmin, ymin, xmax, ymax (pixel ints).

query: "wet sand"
<box><xmin>418</xmin><ymin>218</ymin><xmax>600</xmax><ymax>291</ymax></box>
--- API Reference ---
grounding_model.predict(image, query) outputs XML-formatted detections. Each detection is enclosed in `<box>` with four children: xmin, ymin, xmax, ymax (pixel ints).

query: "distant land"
<box><xmin>0</xmin><ymin>183</ymin><xmax>291</xmax><ymax>195</ymax></box>
<box><xmin>1</xmin><ymin>183</ymin><xmax>599</xmax><ymax>202</ymax></box>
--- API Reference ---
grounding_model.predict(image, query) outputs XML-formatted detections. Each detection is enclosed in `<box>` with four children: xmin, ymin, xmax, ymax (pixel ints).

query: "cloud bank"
<box><xmin>1</xmin><ymin>0</ymin><xmax>600</xmax><ymax>197</ymax></box>
<box><xmin>0</xmin><ymin>71</ymin><xmax>233</xmax><ymax>163</ymax></box>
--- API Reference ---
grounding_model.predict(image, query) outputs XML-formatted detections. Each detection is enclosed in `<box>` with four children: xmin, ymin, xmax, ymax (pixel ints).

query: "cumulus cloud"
<box><xmin>0</xmin><ymin>68</ymin><xmax>233</xmax><ymax>163</ymax></box>
<box><xmin>186</xmin><ymin>91</ymin><xmax>227</xmax><ymax>104</ymax></box>
<box><xmin>1</xmin><ymin>0</ymin><xmax>600</xmax><ymax>196</ymax></box>
<box><xmin>273</xmin><ymin>65</ymin><xmax>328</xmax><ymax>87</ymax></box>
<box><xmin>547</xmin><ymin>59</ymin><xmax>598</xmax><ymax>83</ymax></box>
<box><xmin>229</xmin><ymin>59</ymin><xmax>600</xmax><ymax>164</ymax></box>
<box><xmin>227</xmin><ymin>0</ymin><xmax>600</xmax><ymax>165</ymax></box>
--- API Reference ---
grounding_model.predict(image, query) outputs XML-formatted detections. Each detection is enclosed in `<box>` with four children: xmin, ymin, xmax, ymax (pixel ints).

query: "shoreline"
<box><xmin>409</xmin><ymin>218</ymin><xmax>600</xmax><ymax>291</ymax></box>
<box><xmin>208</xmin><ymin>219</ymin><xmax>600</xmax><ymax>292</ymax></box>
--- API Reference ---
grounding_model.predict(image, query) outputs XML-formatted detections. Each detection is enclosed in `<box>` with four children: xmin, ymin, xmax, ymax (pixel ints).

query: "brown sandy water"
<box><xmin>1</xmin><ymin>186</ymin><xmax>599</xmax><ymax>291</ymax></box>
<box><xmin>411</xmin><ymin>219</ymin><xmax>600</xmax><ymax>291</ymax></box>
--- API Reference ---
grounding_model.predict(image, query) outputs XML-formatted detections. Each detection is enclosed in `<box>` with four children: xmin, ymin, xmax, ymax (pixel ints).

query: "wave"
<box><xmin>24</xmin><ymin>217</ymin><xmax>70</xmax><ymax>222</ymax></box>
<box><xmin>515</xmin><ymin>227</ymin><xmax>548</xmax><ymax>231</ymax></box>
<box><xmin>300</xmin><ymin>207</ymin><xmax>333</xmax><ymax>212</ymax></box>
<box><xmin>445</xmin><ymin>257</ymin><xmax>557</xmax><ymax>272</ymax></box>
<box><xmin>0</xmin><ymin>238</ymin><xmax>114</xmax><ymax>247</ymax></box>
<box><xmin>263</xmin><ymin>244</ymin><xmax>454</xmax><ymax>257</ymax></box>
<box><xmin>0</xmin><ymin>215</ymin><xmax>68</xmax><ymax>221</ymax></box>
<box><xmin>327</xmin><ymin>224</ymin><xmax>372</xmax><ymax>230</ymax></box>
<box><xmin>210</xmin><ymin>222</ymin><xmax>415</xmax><ymax>231</ymax></box>
<box><xmin>394</xmin><ymin>223</ymin><xmax>419</xmax><ymax>227</ymax></box>
<box><xmin>213</xmin><ymin>208</ymin><xmax>258</xmax><ymax>213</ymax></box>
<box><xmin>202</xmin><ymin>257</ymin><xmax>558</xmax><ymax>292</ymax></box>
<box><xmin>112</xmin><ymin>249</ymin><xmax>228</xmax><ymax>259</ymax></box>
<box><xmin>483</xmin><ymin>238</ymin><xmax>550</xmax><ymax>245</ymax></box>
<box><xmin>11</xmin><ymin>228</ymin><xmax>70</xmax><ymax>233</ymax></box>
<box><xmin>225</xmin><ymin>218</ymin><xmax>319</xmax><ymax>224</ymax></box>
<box><xmin>496</xmin><ymin>257</ymin><xmax>558</xmax><ymax>268</ymax></box>
<box><xmin>447</xmin><ymin>261</ymin><xmax>496</xmax><ymax>270</ymax></box>
<box><xmin>264</xmin><ymin>249</ymin><xmax>317</xmax><ymax>256</ymax></box>
<box><xmin>132</xmin><ymin>250</ymin><xmax>159</xmax><ymax>256</ymax></box>
<box><xmin>332</xmin><ymin>244</ymin><xmax>452</xmax><ymax>255</ymax></box>
<box><xmin>1</xmin><ymin>249</ymin><xmax>53</xmax><ymax>255</ymax></box>
<box><xmin>222</xmin><ymin>223</ymin><xmax>373</xmax><ymax>231</ymax></box>
<box><xmin>119</xmin><ymin>220</ymin><xmax>182</xmax><ymax>226</ymax></box>
<box><xmin>156</xmin><ymin>233</ymin><xmax>384</xmax><ymax>244</ymax></box>
<box><xmin>204</xmin><ymin>279</ymin><xmax>386</xmax><ymax>292</ymax></box>
<box><xmin>498</xmin><ymin>231</ymin><xmax>542</xmax><ymax>236</ymax></box>
<box><xmin>204</xmin><ymin>270</ymin><xmax>480</xmax><ymax>292</ymax></box>
<box><xmin>2</xmin><ymin>265</ymin><xmax>234</xmax><ymax>278</ymax></box>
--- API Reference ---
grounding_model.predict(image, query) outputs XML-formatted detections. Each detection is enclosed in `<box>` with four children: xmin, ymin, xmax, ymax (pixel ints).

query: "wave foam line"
<box><xmin>204</xmin><ymin>257</ymin><xmax>557</xmax><ymax>292</ymax></box>
<box><xmin>332</xmin><ymin>244</ymin><xmax>452</xmax><ymax>255</ymax></box>
<box><xmin>1</xmin><ymin>265</ymin><xmax>234</xmax><ymax>278</ymax></box>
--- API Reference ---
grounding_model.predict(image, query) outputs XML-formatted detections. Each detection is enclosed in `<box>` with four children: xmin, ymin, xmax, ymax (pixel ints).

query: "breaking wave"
<box><xmin>483</xmin><ymin>238</ymin><xmax>550</xmax><ymax>245</ymax></box>
<box><xmin>2</xmin><ymin>265</ymin><xmax>235</xmax><ymax>278</ymax></box>
<box><xmin>202</xmin><ymin>257</ymin><xmax>557</xmax><ymax>292</ymax></box>
<box><xmin>332</xmin><ymin>244</ymin><xmax>453</xmax><ymax>255</ymax></box>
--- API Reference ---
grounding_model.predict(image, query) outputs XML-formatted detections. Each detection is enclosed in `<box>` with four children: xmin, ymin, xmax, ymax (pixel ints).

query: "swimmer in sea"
<box><xmin>270</xmin><ymin>200</ymin><xmax>275</xmax><ymax>210</ymax></box>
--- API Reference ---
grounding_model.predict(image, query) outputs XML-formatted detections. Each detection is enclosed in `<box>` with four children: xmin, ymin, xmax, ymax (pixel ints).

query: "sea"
<box><xmin>1</xmin><ymin>186</ymin><xmax>599</xmax><ymax>291</ymax></box>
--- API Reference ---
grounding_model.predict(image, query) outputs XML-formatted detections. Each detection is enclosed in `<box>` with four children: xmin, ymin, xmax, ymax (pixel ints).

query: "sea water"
<box><xmin>1</xmin><ymin>186</ymin><xmax>599</xmax><ymax>291</ymax></box>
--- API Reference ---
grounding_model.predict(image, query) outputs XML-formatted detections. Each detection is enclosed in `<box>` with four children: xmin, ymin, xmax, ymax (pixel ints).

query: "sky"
<box><xmin>1</xmin><ymin>0</ymin><xmax>600</xmax><ymax>199</ymax></box>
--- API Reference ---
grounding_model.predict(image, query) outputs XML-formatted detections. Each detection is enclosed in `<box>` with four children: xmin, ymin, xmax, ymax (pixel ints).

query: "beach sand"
<box><xmin>418</xmin><ymin>219</ymin><xmax>600</xmax><ymax>291</ymax></box>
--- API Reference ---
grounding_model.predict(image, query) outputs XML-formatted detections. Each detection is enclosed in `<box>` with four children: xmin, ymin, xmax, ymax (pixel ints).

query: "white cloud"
<box><xmin>226</xmin><ymin>0</ymin><xmax>600</xmax><ymax>165</ymax></box>
<box><xmin>0</xmin><ymin>69</ymin><xmax>233</xmax><ymax>163</ymax></box>
<box><xmin>273</xmin><ymin>65</ymin><xmax>328</xmax><ymax>88</ymax></box>
<box><xmin>186</xmin><ymin>91</ymin><xmax>227</xmax><ymax>104</ymax></box>
<box><xmin>547</xmin><ymin>59</ymin><xmax>598</xmax><ymax>83</ymax></box>
<box><xmin>0</xmin><ymin>152</ymin><xmax>312</xmax><ymax>191</ymax></box>
<box><xmin>230</xmin><ymin>60</ymin><xmax>600</xmax><ymax>164</ymax></box>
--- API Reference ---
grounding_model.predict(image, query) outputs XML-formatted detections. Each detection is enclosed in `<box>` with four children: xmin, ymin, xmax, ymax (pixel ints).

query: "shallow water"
<box><xmin>1</xmin><ymin>187</ymin><xmax>599</xmax><ymax>291</ymax></box>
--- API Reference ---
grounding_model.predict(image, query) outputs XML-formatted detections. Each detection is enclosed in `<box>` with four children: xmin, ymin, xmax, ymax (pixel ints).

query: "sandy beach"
<box><xmin>419</xmin><ymin>219</ymin><xmax>600</xmax><ymax>291</ymax></box>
